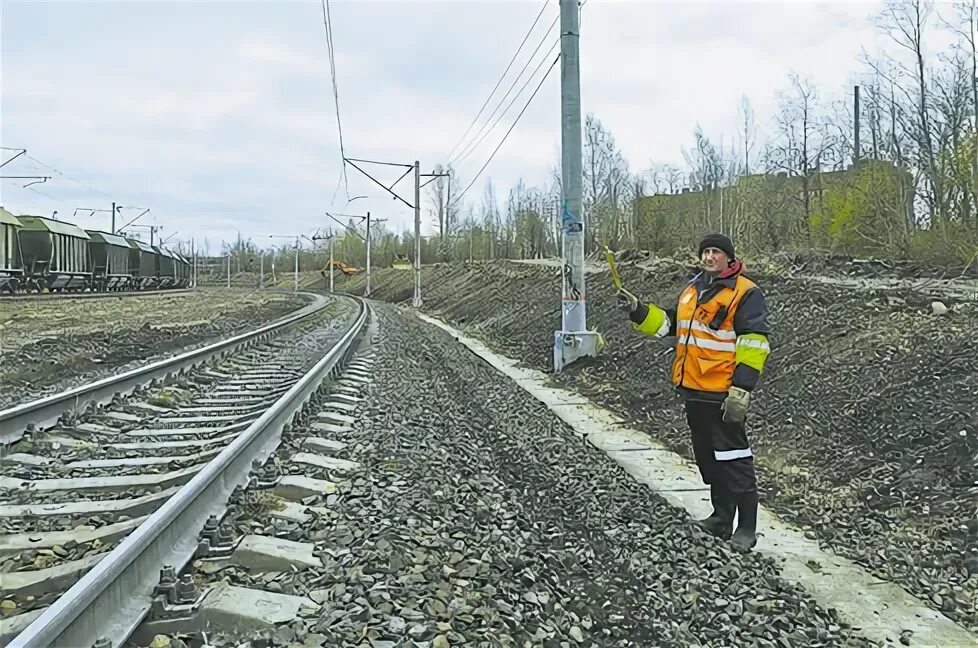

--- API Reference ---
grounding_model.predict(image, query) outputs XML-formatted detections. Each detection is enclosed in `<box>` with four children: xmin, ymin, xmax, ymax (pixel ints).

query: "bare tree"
<box><xmin>629</xmin><ymin>175</ymin><xmax>647</xmax><ymax>245</ymax></box>
<box><xmin>764</xmin><ymin>73</ymin><xmax>836</xmax><ymax>232</ymax></box>
<box><xmin>739</xmin><ymin>95</ymin><xmax>757</xmax><ymax>175</ymax></box>
<box><xmin>939</xmin><ymin>1</ymin><xmax>978</xmax><ymax>228</ymax></box>
<box><xmin>932</xmin><ymin>50</ymin><xmax>975</xmax><ymax>224</ymax></box>
<box><xmin>583</xmin><ymin>114</ymin><xmax>631</xmax><ymax>248</ymax></box>
<box><xmin>865</xmin><ymin>78</ymin><xmax>884</xmax><ymax>160</ymax></box>
<box><xmin>939</xmin><ymin>2</ymin><xmax>978</xmax><ymax>128</ymax></box>
<box><xmin>665</xmin><ymin>165</ymin><xmax>685</xmax><ymax>193</ymax></box>
<box><xmin>683</xmin><ymin>125</ymin><xmax>725</xmax><ymax>191</ymax></box>
<box><xmin>426</xmin><ymin>163</ymin><xmax>448</xmax><ymax>243</ymax></box>
<box><xmin>647</xmin><ymin>163</ymin><xmax>667</xmax><ymax>194</ymax></box>
<box><xmin>827</xmin><ymin>88</ymin><xmax>856</xmax><ymax>171</ymax></box>
<box><xmin>872</xmin><ymin>0</ymin><xmax>943</xmax><ymax>222</ymax></box>
<box><xmin>482</xmin><ymin>178</ymin><xmax>499</xmax><ymax>259</ymax></box>
<box><xmin>682</xmin><ymin>126</ymin><xmax>736</xmax><ymax>234</ymax></box>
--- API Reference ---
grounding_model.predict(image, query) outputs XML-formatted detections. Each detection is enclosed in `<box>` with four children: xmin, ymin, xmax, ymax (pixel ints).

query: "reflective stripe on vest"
<box><xmin>671</xmin><ymin>274</ymin><xmax>757</xmax><ymax>393</ymax></box>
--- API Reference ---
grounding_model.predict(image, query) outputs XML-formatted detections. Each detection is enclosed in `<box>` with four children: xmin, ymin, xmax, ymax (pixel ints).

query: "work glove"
<box><xmin>721</xmin><ymin>386</ymin><xmax>751</xmax><ymax>423</ymax></box>
<box><xmin>616</xmin><ymin>287</ymin><xmax>639</xmax><ymax>312</ymax></box>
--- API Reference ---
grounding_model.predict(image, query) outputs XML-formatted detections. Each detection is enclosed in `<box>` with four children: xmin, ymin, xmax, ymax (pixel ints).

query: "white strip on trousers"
<box><xmin>714</xmin><ymin>448</ymin><xmax>753</xmax><ymax>461</ymax></box>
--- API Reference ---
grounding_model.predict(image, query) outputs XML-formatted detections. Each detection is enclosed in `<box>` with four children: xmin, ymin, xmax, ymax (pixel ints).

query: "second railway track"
<box><xmin>0</xmin><ymin>293</ymin><xmax>370</xmax><ymax>647</ymax></box>
<box><xmin>0</xmin><ymin>288</ymin><xmax>194</xmax><ymax>303</ymax></box>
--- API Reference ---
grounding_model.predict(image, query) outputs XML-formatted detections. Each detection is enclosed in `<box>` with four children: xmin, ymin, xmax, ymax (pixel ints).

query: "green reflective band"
<box><xmin>736</xmin><ymin>333</ymin><xmax>770</xmax><ymax>371</ymax></box>
<box><xmin>632</xmin><ymin>304</ymin><xmax>670</xmax><ymax>337</ymax></box>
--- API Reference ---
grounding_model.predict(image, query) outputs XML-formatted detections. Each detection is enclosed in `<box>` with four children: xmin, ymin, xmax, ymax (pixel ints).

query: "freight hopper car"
<box><xmin>154</xmin><ymin>246</ymin><xmax>178</xmax><ymax>288</ymax></box>
<box><xmin>0</xmin><ymin>207</ymin><xmax>24</xmax><ymax>294</ymax></box>
<box><xmin>0</xmin><ymin>212</ymin><xmax>194</xmax><ymax>295</ymax></box>
<box><xmin>87</xmin><ymin>230</ymin><xmax>134</xmax><ymax>291</ymax></box>
<box><xmin>127</xmin><ymin>238</ymin><xmax>160</xmax><ymax>289</ymax></box>
<box><xmin>16</xmin><ymin>215</ymin><xmax>92</xmax><ymax>292</ymax></box>
<box><xmin>173</xmin><ymin>252</ymin><xmax>191</xmax><ymax>287</ymax></box>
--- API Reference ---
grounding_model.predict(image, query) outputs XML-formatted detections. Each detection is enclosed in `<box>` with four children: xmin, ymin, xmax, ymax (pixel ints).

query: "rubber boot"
<box><xmin>730</xmin><ymin>489</ymin><xmax>758</xmax><ymax>552</ymax></box>
<box><xmin>695</xmin><ymin>484</ymin><xmax>735</xmax><ymax>540</ymax></box>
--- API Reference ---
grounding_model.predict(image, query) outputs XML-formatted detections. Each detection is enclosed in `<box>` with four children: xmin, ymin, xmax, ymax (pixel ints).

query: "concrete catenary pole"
<box><xmin>365</xmin><ymin>211</ymin><xmax>372</xmax><ymax>297</ymax></box>
<box><xmin>554</xmin><ymin>0</ymin><xmax>599</xmax><ymax>372</ymax></box>
<box><xmin>413</xmin><ymin>161</ymin><xmax>422</xmax><ymax>307</ymax></box>
<box><xmin>854</xmin><ymin>85</ymin><xmax>861</xmax><ymax>168</ymax></box>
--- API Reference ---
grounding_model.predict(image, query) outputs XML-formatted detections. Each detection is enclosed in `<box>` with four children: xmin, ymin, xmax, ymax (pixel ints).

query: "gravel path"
<box><xmin>280</xmin><ymin>303</ymin><xmax>873</xmax><ymax>648</ymax></box>
<box><xmin>329</xmin><ymin>261</ymin><xmax>978</xmax><ymax>634</ymax></box>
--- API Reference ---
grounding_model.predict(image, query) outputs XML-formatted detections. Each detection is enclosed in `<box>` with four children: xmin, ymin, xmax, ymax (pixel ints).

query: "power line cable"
<box><xmin>450</xmin><ymin>0</ymin><xmax>590</xmax><ymax>211</ymax></box>
<box><xmin>451</xmin><ymin>53</ymin><xmax>560</xmax><ymax>207</ymax></box>
<box><xmin>0</xmin><ymin>179</ymin><xmax>58</xmax><ymax>203</ymax></box>
<box><xmin>444</xmin><ymin>0</ymin><xmax>550</xmax><ymax>161</ymax></box>
<box><xmin>450</xmin><ymin>14</ymin><xmax>559</xmax><ymax>166</ymax></box>
<box><xmin>25</xmin><ymin>154</ymin><xmax>113</xmax><ymax>198</ymax></box>
<box><xmin>321</xmin><ymin>0</ymin><xmax>349</xmax><ymax>202</ymax></box>
<box><xmin>453</xmin><ymin>37</ymin><xmax>558</xmax><ymax>168</ymax></box>
<box><xmin>329</xmin><ymin>171</ymin><xmax>344</xmax><ymax>208</ymax></box>
<box><xmin>3</xmin><ymin>148</ymin><xmax>117</xmax><ymax>201</ymax></box>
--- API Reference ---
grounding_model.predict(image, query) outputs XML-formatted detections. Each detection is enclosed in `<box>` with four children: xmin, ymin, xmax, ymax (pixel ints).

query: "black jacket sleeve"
<box><xmin>731</xmin><ymin>287</ymin><xmax>770</xmax><ymax>391</ymax></box>
<box><xmin>733</xmin><ymin>287</ymin><xmax>769</xmax><ymax>336</ymax></box>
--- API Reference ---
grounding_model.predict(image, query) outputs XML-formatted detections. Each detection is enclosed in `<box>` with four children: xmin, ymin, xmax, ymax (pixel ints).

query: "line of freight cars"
<box><xmin>0</xmin><ymin>208</ymin><xmax>191</xmax><ymax>295</ymax></box>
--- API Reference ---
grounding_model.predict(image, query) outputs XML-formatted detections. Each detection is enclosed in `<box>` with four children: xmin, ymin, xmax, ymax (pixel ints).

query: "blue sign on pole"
<box><xmin>561</xmin><ymin>208</ymin><xmax>581</xmax><ymax>234</ymax></box>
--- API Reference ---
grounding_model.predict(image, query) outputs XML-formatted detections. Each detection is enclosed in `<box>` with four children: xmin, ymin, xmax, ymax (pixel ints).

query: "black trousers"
<box><xmin>684</xmin><ymin>399</ymin><xmax>757</xmax><ymax>494</ymax></box>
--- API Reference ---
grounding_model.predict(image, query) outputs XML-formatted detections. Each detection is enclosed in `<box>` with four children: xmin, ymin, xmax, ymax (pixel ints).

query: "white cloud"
<box><xmin>4</xmin><ymin>0</ymin><xmax>947</xmax><ymax>249</ymax></box>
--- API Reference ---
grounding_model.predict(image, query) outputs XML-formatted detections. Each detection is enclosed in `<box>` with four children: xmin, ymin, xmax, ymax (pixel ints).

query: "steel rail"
<box><xmin>8</xmin><ymin>296</ymin><xmax>369</xmax><ymax>648</ymax></box>
<box><xmin>0</xmin><ymin>292</ymin><xmax>328</xmax><ymax>445</ymax></box>
<box><xmin>0</xmin><ymin>288</ymin><xmax>194</xmax><ymax>302</ymax></box>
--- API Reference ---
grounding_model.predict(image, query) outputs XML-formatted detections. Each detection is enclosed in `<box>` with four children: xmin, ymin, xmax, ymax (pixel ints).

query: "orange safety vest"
<box><xmin>671</xmin><ymin>274</ymin><xmax>757</xmax><ymax>393</ymax></box>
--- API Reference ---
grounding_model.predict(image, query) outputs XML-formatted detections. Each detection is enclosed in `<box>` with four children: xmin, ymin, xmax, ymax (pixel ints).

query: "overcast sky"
<box><xmin>2</xmin><ymin>0</ymin><xmax>896</xmax><ymax>254</ymax></box>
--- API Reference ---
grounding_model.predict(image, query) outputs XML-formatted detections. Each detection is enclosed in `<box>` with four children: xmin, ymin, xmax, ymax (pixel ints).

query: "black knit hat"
<box><xmin>698</xmin><ymin>233</ymin><xmax>735</xmax><ymax>260</ymax></box>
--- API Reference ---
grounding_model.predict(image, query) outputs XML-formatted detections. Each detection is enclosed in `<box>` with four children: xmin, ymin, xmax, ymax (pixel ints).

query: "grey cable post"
<box><xmin>553</xmin><ymin>0</ymin><xmax>599</xmax><ymax>371</ymax></box>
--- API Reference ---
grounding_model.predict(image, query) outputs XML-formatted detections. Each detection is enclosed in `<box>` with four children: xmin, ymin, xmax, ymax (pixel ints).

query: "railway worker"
<box><xmin>616</xmin><ymin>233</ymin><xmax>770</xmax><ymax>552</ymax></box>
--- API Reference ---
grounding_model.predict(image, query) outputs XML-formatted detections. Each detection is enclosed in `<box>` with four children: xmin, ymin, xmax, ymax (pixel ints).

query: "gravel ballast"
<box><xmin>0</xmin><ymin>289</ymin><xmax>309</xmax><ymax>409</ymax></box>
<box><xmin>229</xmin><ymin>303</ymin><xmax>874</xmax><ymax>648</ymax></box>
<box><xmin>332</xmin><ymin>260</ymin><xmax>978</xmax><ymax>633</ymax></box>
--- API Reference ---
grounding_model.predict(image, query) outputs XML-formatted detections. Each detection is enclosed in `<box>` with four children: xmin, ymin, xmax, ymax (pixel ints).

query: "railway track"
<box><xmin>0</xmin><ymin>292</ymin><xmax>331</xmax><ymax>446</ymax></box>
<box><xmin>0</xmin><ymin>288</ymin><xmax>194</xmax><ymax>303</ymax></box>
<box><xmin>0</xmin><ymin>294</ymin><xmax>371</xmax><ymax>647</ymax></box>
